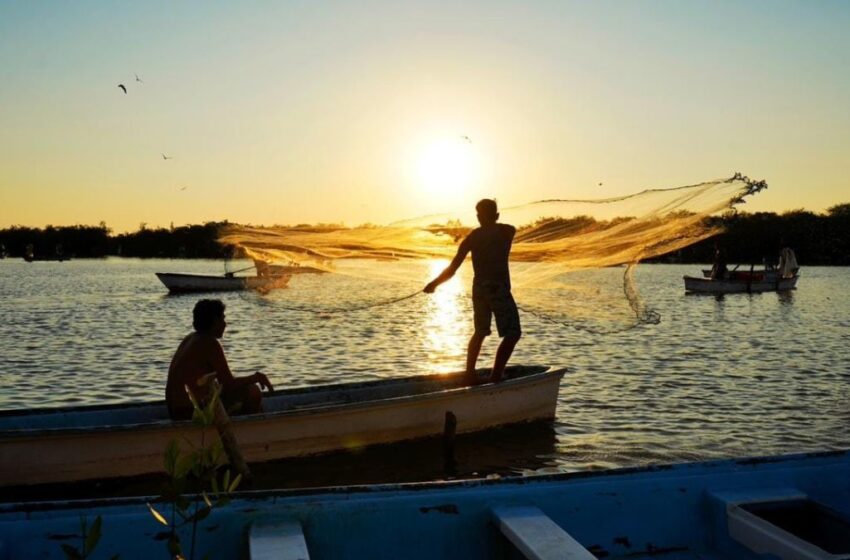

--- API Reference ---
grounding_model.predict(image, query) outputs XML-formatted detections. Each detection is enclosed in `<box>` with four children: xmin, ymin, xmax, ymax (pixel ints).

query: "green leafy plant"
<box><xmin>60</xmin><ymin>515</ymin><xmax>119</xmax><ymax>560</ymax></box>
<box><xmin>147</xmin><ymin>383</ymin><xmax>242</xmax><ymax>560</ymax></box>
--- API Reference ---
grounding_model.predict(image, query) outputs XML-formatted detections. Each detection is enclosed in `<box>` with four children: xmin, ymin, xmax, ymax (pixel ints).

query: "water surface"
<box><xmin>1</xmin><ymin>258</ymin><xmax>847</xmax><ymax>486</ymax></box>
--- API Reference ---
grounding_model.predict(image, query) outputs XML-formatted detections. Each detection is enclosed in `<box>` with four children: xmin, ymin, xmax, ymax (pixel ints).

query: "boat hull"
<box><xmin>684</xmin><ymin>274</ymin><xmax>799</xmax><ymax>294</ymax></box>
<box><xmin>155</xmin><ymin>272</ymin><xmax>289</xmax><ymax>293</ymax></box>
<box><xmin>0</xmin><ymin>366</ymin><xmax>565</xmax><ymax>487</ymax></box>
<box><xmin>1</xmin><ymin>450</ymin><xmax>848</xmax><ymax>559</ymax></box>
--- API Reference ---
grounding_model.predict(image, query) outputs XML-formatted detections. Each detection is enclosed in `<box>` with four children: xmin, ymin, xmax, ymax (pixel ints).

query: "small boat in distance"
<box><xmin>155</xmin><ymin>271</ymin><xmax>290</xmax><ymax>293</ymax></box>
<box><xmin>155</xmin><ymin>258</ymin><xmax>323</xmax><ymax>293</ymax></box>
<box><xmin>22</xmin><ymin>243</ymin><xmax>69</xmax><ymax>262</ymax></box>
<box><xmin>684</xmin><ymin>266</ymin><xmax>800</xmax><ymax>294</ymax></box>
<box><xmin>0</xmin><ymin>365</ymin><xmax>566</xmax><ymax>487</ymax></box>
<box><xmin>2</xmin><ymin>450</ymin><xmax>848</xmax><ymax>559</ymax></box>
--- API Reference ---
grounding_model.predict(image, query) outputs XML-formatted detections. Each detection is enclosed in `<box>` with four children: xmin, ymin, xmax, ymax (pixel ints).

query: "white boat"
<box><xmin>0</xmin><ymin>365</ymin><xmax>566</xmax><ymax>487</ymax></box>
<box><xmin>684</xmin><ymin>271</ymin><xmax>799</xmax><ymax>294</ymax></box>
<box><xmin>155</xmin><ymin>272</ymin><xmax>290</xmax><ymax>293</ymax></box>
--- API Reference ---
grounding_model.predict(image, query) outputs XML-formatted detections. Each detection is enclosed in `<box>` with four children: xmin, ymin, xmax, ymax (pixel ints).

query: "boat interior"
<box><xmin>0</xmin><ymin>365</ymin><xmax>553</xmax><ymax>431</ymax></box>
<box><xmin>1</xmin><ymin>451</ymin><xmax>848</xmax><ymax>559</ymax></box>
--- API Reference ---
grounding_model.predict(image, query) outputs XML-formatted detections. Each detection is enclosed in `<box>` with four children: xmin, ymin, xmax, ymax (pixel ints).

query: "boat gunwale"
<box><xmin>2</xmin><ymin>448</ymin><xmax>846</xmax><ymax>516</ymax></box>
<box><xmin>0</xmin><ymin>366</ymin><xmax>567</xmax><ymax>438</ymax></box>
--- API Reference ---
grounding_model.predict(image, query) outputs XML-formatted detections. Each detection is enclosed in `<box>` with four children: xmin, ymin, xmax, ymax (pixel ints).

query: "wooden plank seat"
<box><xmin>491</xmin><ymin>505</ymin><xmax>596</xmax><ymax>560</ymax></box>
<box><xmin>249</xmin><ymin>520</ymin><xmax>311</xmax><ymax>560</ymax></box>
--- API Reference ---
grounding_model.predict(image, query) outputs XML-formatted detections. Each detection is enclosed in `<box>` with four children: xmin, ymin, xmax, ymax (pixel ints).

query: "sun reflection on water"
<box><xmin>423</xmin><ymin>260</ymin><xmax>468</xmax><ymax>374</ymax></box>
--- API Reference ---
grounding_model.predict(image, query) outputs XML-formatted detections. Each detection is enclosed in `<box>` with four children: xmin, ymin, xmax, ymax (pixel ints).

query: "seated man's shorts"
<box><xmin>472</xmin><ymin>283</ymin><xmax>521</xmax><ymax>338</ymax></box>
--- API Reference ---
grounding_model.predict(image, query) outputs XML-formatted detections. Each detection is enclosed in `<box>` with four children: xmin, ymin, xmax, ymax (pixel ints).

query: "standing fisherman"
<box><xmin>424</xmin><ymin>199</ymin><xmax>522</xmax><ymax>384</ymax></box>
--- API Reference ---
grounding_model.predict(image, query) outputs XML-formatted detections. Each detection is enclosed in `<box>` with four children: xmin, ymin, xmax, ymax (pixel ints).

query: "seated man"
<box><xmin>166</xmin><ymin>299</ymin><xmax>273</xmax><ymax>420</ymax></box>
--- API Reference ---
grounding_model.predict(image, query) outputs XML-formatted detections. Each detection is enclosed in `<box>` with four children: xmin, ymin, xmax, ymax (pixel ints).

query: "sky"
<box><xmin>1</xmin><ymin>1</ymin><xmax>848</xmax><ymax>233</ymax></box>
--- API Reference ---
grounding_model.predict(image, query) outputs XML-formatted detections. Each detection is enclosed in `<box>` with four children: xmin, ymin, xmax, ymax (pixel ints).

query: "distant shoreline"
<box><xmin>2</xmin><ymin>205</ymin><xmax>848</xmax><ymax>265</ymax></box>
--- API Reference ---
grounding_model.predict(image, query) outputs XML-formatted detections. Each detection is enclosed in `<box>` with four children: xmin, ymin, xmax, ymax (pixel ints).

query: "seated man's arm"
<box><xmin>424</xmin><ymin>235</ymin><xmax>473</xmax><ymax>293</ymax></box>
<box><xmin>209</xmin><ymin>339</ymin><xmax>274</xmax><ymax>392</ymax></box>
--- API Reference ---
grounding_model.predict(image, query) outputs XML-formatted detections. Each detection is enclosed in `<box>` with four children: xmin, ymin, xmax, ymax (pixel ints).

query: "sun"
<box><xmin>416</xmin><ymin>137</ymin><xmax>479</xmax><ymax>196</ymax></box>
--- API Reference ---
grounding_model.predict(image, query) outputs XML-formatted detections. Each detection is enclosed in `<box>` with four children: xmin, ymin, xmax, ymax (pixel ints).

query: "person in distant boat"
<box><xmin>710</xmin><ymin>241</ymin><xmax>728</xmax><ymax>280</ymax></box>
<box><xmin>166</xmin><ymin>299</ymin><xmax>273</xmax><ymax>420</ymax></box>
<box><xmin>777</xmin><ymin>240</ymin><xmax>799</xmax><ymax>279</ymax></box>
<box><xmin>423</xmin><ymin>199</ymin><xmax>521</xmax><ymax>384</ymax></box>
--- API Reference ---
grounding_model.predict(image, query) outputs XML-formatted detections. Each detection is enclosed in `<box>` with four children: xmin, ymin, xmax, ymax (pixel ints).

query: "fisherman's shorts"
<box><xmin>472</xmin><ymin>283</ymin><xmax>521</xmax><ymax>338</ymax></box>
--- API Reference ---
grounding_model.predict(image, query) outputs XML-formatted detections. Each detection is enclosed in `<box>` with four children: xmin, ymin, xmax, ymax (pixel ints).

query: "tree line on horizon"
<box><xmin>1</xmin><ymin>204</ymin><xmax>848</xmax><ymax>265</ymax></box>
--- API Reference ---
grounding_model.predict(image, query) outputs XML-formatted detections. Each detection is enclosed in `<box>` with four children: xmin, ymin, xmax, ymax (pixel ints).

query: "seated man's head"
<box><xmin>476</xmin><ymin>199</ymin><xmax>499</xmax><ymax>226</ymax></box>
<box><xmin>193</xmin><ymin>299</ymin><xmax>226</xmax><ymax>338</ymax></box>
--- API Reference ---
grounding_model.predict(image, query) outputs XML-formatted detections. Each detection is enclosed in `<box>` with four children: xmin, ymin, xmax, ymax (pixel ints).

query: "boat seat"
<box><xmin>491</xmin><ymin>505</ymin><xmax>596</xmax><ymax>560</ymax></box>
<box><xmin>249</xmin><ymin>520</ymin><xmax>311</xmax><ymax>560</ymax></box>
<box><xmin>712</xmin><ymin>490</ymin><xmax>850</xmax><ymax>560</ymax></box>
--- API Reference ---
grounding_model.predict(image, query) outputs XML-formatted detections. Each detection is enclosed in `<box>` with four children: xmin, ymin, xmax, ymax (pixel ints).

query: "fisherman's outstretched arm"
<box><xmin>424</xmin><ymin>237</ymin><xmax>472</xmax><ymax>293</ymax></box>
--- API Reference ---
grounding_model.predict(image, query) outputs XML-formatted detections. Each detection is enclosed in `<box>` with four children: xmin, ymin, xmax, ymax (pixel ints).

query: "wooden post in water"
<box><xmin>207</xmin><ymin>379</ymin><xmax>252</xmax><ymax>482</ymax></box>
<box><xmin>443</xmin><ymin>410</ymin><xmax>457</xmax><ymax>475</ymax></box>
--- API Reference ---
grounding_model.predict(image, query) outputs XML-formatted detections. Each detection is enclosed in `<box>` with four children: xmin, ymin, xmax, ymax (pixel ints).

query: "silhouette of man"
<box><xmin>166</xmin><ymin>299</ymin><xmax>273</xmax><ymax>420</ymax></box>
<box><xmin>710</xmin><ymin>241</ymin><xmax>728</xmax><ymax>280</ymax></box>
<box><xmin>424</xmin><ymin>199</ymin><xmax>521</xmax><ymax>384</ymax></box>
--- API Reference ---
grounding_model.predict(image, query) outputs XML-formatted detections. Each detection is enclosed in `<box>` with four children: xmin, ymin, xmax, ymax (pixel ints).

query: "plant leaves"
<box><xmin>228</xmin><ymin>473</ymin><xmax>242</xmax><ymax>494</ymax></box>
<box><xmin>222</xmin><ymin>470</ymin><xmax>231</xmax><ymax>494</ymax></box>
<box><xmin>176</xmin><ymin>495</ymin><xmax>192</xmax><ymax>512</ymax></box>
<box><xmin>84</xmin><ymin>515</ymin><xmax>102</xmax><ymax>555</ymax></box>
<box><xmin>202</xmin><ymin>491</ymin><xmax>212</xmax><ymax>508</ymax></box>
<box><xmin>164</xmin><ymin>440</ymin><xmax>180</xmax><ymax>475</ymax></box>
<box><xmin>167</xmin><ymin>533</ymin><xmax>182</xmax><ymax>556</ymax></box>
<box><xmin>174</xmin><ymin>453</ymin><xmax>195</xmax><ymax>480</ymax></box>
<box><xmin>60</xmin><ymin>544</ymin><xmax>83</xmax><ymax>560</ymax></box>
<box><xmin>146</xmin><ymin>503</ymin><xmax>169</xmax><ymax>526</ymax></box>
<box><xmin>187</xmin><ymin>505</ymin><xmax>211</xmax><ymax>524</ymax></box>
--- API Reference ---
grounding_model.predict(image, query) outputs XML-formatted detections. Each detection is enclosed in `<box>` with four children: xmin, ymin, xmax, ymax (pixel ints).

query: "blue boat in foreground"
<box><xmin>2</xmin><ymin>450</ymin><xmax>848</xmax><ymax>559</ymax></box>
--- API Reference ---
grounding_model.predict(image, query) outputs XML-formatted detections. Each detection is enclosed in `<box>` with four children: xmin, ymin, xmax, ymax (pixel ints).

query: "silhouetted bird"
<box><xmin>461</xmin><ymin>135</ymin><xmax>472</xmax><ymax>143</ymax></box>
<box><xmin>598</xmin><ymin>182</ymin><xmax>603</xmax><ymax>186</ymax></box>
<box><xmin>135</xmin><ymin>73</ymin><xmax>143</xmax><ymax>83</ymax></box>
<box><xmin>162</xmin><ymin>153</ymin><xmax>173</xmax><ymax>160</ymax></box>
<box><xmin>118</xmin><ymin>84</ymin><xmax>127</xmax><ymax>94</ymax></box>
<box><xmin>180</xmin><ymin>186</ymin><xmax>187</xmax><ymax>191</ymax></box>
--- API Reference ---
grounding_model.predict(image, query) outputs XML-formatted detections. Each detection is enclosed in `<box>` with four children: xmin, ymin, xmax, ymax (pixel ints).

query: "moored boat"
<box><xmin>155</xmin><ymin>272</ymin><xmax>290</xmax><ymax>293</ymax></box>
<box><xmin>685</xmin><ymin>267</ymin><xmax>800</xmax><ymax>294</ymax></box>
<box><xmin>1</xmin><ymin>450</ymin><xmax>848</xmax><ymax>559</ymax></box>
<box><xmin>0</xmin><ymin>366</ymin><xmax>566</xmax><ymax>487</ymax></box>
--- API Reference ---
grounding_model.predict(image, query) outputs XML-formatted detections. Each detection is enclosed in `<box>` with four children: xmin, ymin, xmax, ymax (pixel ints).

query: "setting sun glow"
<box><xmin>416</xmin><ymin>138</ymin><xmax>479</xmax><ymax>197</ymax></box>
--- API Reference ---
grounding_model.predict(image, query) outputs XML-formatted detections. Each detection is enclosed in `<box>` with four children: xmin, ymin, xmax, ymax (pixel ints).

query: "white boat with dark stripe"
<box><xmin>0</xmin><ymin>365</ymin><xmax>566</xmax><ymax>487</ymax></box>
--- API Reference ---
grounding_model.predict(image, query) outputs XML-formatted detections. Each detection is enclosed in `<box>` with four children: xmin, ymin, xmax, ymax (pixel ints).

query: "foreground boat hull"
<box><xmin>0</xmin><ymin>366</ymin><xmax>565</xmax><ymax>487</ymax></box>
<box><xmin>155</xmin><ymin>272</ymin><xmax>289</xmax><ymax>293</ymax></box>
<box><xmin>1</xmin><ymin>450</ymin><xmax>848</xmax><ymax>559</ymax></box>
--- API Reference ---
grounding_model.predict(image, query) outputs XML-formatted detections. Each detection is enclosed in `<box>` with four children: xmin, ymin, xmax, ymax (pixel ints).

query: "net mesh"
<box><xmin>219</xmin><ymin>173</ymin><xmax>766</xmax><ymax>331</ymax></box>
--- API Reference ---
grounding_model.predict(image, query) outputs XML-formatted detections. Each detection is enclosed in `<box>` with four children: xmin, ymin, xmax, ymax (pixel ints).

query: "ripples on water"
<box><xmin>0</xmin><ymin>258</ymin><xmax>847</xmax><ymax>481</ymax></box>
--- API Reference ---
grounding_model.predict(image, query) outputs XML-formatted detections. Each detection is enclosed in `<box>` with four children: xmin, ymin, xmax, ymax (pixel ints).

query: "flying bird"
<box><xmin>598</xmin><ymin>182</ymin><xmax>603</xmax><ymax>186</ymax></box>
<box><xmin>117</xmin><ymin>84</ymin><xmax>127</xmax><ymax>94</ymax></box>
<box><xmin>161</xmin><ymin>153</ymin><xmax>173</xmax><ymax>160</ymax></box>
<box><xmin>135</xmin><ymin>73</ymin><xmax>143</xmax><ymax>83</ymax></box>
<box><xmin>179</xmin><ymin>186</ymin><xmax>187</xmax><ymax>191</ymax></box>
<box><xmin>460</xmin><ymin>135</ymin><xmax>472</xmax><ymax>143</ymax></box>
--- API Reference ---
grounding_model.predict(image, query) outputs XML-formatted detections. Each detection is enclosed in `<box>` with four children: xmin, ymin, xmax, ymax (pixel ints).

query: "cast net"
<box><xmin>219</xmin><ymin>173</ymin><xmax>766</xmax><ymax>332</ymax></box>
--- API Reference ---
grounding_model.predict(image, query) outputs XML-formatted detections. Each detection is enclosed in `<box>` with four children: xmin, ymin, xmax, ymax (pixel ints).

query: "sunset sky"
<box><xmin>1</xmin><ymin>1</ymin><xmax>848</xmax><ymax>232</ymax></box>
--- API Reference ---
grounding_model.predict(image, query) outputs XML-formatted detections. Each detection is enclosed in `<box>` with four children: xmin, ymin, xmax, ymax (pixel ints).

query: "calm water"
<box><xmin>1</xmin><ymin>258</ymin><xmax>848</xmax><ymax>488</ymax></box>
